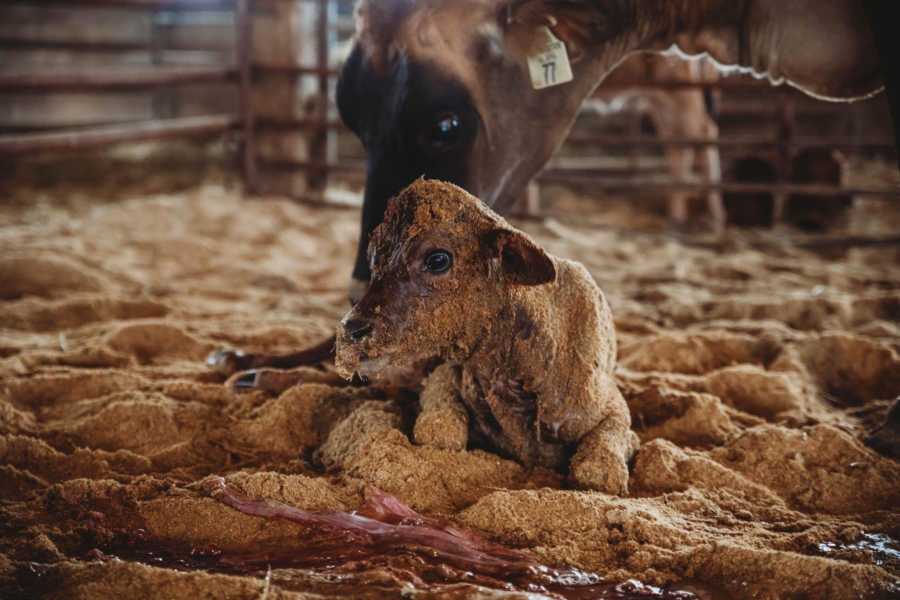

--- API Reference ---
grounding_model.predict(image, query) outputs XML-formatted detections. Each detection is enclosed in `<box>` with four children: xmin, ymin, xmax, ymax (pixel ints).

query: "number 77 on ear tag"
<box><xmin>527</xmin><ymin>26</ymin><xmax>574</xmax><ymax>90</ymax></box>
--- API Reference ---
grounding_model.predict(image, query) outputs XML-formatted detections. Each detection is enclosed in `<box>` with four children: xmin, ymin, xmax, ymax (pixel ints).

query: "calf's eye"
<box><xmin>423</xmin><ymin>250</ymin><xmax>453</xmax><ymax>274</ymax></box>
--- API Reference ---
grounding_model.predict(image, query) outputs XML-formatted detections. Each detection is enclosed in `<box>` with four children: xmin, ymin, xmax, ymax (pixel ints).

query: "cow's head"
<box><xmin>337</xmin><ymin>0</ymin><xmax>642</xmax><ymax>298</ymax></box>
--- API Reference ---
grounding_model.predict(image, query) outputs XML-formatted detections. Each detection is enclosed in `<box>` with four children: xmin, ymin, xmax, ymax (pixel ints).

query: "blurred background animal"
<box><xmin>580</xmin><ymin>52</ymin><xmax>723</xmax><ymax>231</ymax></box>
<box><xmin>338</xmin><ymin>0</ymin><xmax>886</xmax><ymax>299</ymax></box>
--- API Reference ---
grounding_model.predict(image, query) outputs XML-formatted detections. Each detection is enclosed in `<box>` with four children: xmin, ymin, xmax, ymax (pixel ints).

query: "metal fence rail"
<box><xmin>0</xmin><ymin>114</ymin><xmax>237</xmax><ymax>155</ymax></box>
<box><xmin>0</xmin><ymin>66</ymin><xmax>235</xmax><ymax>92</ymax></box>
<box><xmin>0</xmin><ymin>36</ymin><xmax>228</xmax><ymax>53</ymax></box>
<box><xmin>8</xmin><ymin>0</ymin><xmax>236</xmax><ymax>11</ymax></box>
<box><xmin>2</xmin><ymin>0</ymin><xmax>898</xmax><ymax>213</ymax></box>
<box><xmin>1</xmin><ymin>0</ymin><xmax>243</xmax><ymax>156</ymax></box>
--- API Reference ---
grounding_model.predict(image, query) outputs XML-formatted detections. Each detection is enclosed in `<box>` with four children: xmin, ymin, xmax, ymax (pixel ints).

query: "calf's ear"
<box><xmin>484</xmin><ymin>229</ymin><xmax>556</xmax><ymax>286</ymax></box>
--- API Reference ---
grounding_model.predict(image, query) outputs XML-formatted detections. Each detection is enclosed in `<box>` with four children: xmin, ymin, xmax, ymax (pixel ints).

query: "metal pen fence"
<box><xmin>1</xmin><ymin>0</ymin><xmax>897</xmax><ymax>219</ymax></box>
<box><xmin>0</xmin><ymin>0</ymin><xmax>242</xmax><ymax>154</ymax></box>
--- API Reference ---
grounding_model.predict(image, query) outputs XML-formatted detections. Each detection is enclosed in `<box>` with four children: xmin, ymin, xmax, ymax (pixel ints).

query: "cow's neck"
<box><xmin>625</xmin><ymin>0</ymin><xmax>882</xmax><ymax>101</ymax></box>
<box><xmin>634</xmin><ymin>0</ymin><xmax>744</xmax><ymax>55</ymax></box>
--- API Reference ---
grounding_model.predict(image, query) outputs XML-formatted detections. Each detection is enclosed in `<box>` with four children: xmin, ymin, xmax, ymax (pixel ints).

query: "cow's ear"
<box><xmin>484</xmin><ymin>228</ymin><xmax>556</xmax><ymax>286</ymax></box>
<box><xmin>499</xmin><ymin>0</ymin><xmax>618</xmax><ymax>62</ymax></box>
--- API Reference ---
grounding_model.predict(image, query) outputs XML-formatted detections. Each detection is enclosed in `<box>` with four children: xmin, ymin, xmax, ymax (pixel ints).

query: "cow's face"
<box><xmin>337</xmin><ymin>41</ymin><xmax>485</xmax><ymax>287</ymax></box>
<box><xmin>338</xmin><ymin>0</ymin><xmax>635</xmax><ymax>292</ymax></box>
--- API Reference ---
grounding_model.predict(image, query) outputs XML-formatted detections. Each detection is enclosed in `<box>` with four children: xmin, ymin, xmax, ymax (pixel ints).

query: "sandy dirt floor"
<box><xmin>1</xmin><ymin>179</ymin><xmax>899</xmax><ymax>599</ymax></box>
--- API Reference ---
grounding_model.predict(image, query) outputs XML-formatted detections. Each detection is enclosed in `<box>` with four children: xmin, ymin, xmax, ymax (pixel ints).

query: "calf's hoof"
<box><xmin>206</xmin><ymin>348</ymin><xmax>253</xmax><ymax>376</ymax></box>
<box><xmin>413</xmin><ymin>409</ymin><xmax>469</xmax><ymax>452</ymax></box>
<box><xmin>569</xmin><ymin>454</ymin><xmax>630</xmax><ymax>495</ymax></box>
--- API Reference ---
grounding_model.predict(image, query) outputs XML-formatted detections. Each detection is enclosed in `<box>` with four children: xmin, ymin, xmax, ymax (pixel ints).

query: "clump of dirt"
<box><xmin>1</xmin><ymin>182</ymin><xmax>899</xmax><ymax>599</ymax></box>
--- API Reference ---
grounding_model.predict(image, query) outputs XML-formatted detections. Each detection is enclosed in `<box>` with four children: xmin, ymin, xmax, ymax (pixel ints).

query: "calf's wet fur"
<box><xmin>335</xmin><ymin>179</ymin><xmax>638</xmax><ymax>493</ymax></box>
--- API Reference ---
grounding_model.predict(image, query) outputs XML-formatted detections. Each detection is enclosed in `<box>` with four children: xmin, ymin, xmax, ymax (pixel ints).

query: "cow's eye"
<box><xmin>426</xmin><ymin>113</ymin><xmax>462</xmax><ymax>150</ymax></box>
<box><xmin>423</xmin><ymin>249</ymin><xmax>453</xmax><ymax>274</ymax></box>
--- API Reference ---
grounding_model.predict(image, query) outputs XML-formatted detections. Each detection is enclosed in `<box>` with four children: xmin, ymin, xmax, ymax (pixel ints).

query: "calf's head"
<box><xmin>335</xmin><ymin>179</ymin><xmax>556</xmax><ymax>382</ymax></box>
<box><xmin>338</xmin><ymin>0</ymin><xmax>640</xmax><ymax>292</ymax></box>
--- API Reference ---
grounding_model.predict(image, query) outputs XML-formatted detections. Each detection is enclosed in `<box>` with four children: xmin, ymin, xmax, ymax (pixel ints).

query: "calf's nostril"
<box><xmin>344</xmin><ymin>318</ymin><xmax>373</xmax><ymax>341</ymax></box>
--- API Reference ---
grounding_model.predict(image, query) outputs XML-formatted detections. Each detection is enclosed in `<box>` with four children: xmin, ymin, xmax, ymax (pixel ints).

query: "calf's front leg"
<box><xmin>568</xmin><ymin>378</ymin><xmax>638</xmax><ymax>494</ymax></box>
<box><xmin>413</xmin><ymin>364</ymin><xmax>469</xmax><ymax>452</ymax></box>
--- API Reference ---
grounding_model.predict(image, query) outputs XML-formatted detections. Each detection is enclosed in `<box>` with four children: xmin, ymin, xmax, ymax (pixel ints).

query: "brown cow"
<box><xmin>337</xmin><ymin>0</ymin><xmax>884</xmax><ymax>300</ymax></box>
<box><xmin>211</xmin><ymin>0</ymin><xmax>889</xmax><ymax>385</ymax></box>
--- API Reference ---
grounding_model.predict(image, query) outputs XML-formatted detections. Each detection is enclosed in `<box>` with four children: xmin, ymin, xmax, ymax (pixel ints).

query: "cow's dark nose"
<box><xmin>344</xmin><ymin>318</ymin><xmax>373</xmax><ymax>342</ymax></box>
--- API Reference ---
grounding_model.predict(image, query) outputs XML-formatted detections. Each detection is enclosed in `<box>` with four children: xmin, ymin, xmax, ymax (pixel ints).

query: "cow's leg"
<box><xmin>699</xmin><ymin>82</ymin><xmax>726</xmax><ymax>233</ymax></box>
<box><xmin>650</xmin><ymin>93</ymin><xmax>695</xmax><ymax>229</ymax></box>
<box><xmin>703</xmin><ymin>131</ymin><xmax>725</xmax><ymax>234</ymax></box>
<box><xmin>207</xmin><ymin>336</ymin><xmax>336</xmax><ymax>377</ymax></box>
<box><xmin>665</xmin><ymin>145</ymin><xmax>694</xmax><ymax>227</ymax></box>
<box><xmin>569</xmin><ymin>382</ymin><xmax>638</xmax><ymax>494</ymax></box>
<box><xmin>349</xmin><ymin>179</ymin><xmax>382</xmax><ymax>305</ymax></box>
<box><xmin>773</xmin><ymin>189</ymin><xmax>788</xmax><ymax>226</ymax></box>
<box><xmin>350</xmin><ymin>168</ymin><xmax>401</xmax><ymax>304</ymax></box>
<box><xmin>350</xmin><ymin>225</ymin><xmax>371</xmax><ymax>305</ymax></box>
<box><xmin>413</xmin><ymin>364</ymin><xmax>469</xmax><ymax>451</ymax></box>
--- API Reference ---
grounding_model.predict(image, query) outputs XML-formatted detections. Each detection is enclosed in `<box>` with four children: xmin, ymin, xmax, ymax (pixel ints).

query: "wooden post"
<box><xmin>248</xmin><ymin>0</ymin><xmax>317</xmax><ymax>197</ymax></box>
<box><xmin>0</xmin><ymin>115</ymin><xmax>237</xmax><ymax>156</ymax></box>
<box><xmin>150</xmin><ymin>10</ymin><xmax>179</xmax><ymax>119</ymax></box>
<box><xmin>235</xmin><ymin>0</ymin><xmax>257</xmax><ymax>192</ymax></box>
<box><xmin>306</xmin><ymin>0</ymin><xmax>331</xmax><ymax>190</ymax></box>
<box><xmin>773</xmin><ymin>92</ymin><xmax>796</xmax><ymax>223</ymax></box>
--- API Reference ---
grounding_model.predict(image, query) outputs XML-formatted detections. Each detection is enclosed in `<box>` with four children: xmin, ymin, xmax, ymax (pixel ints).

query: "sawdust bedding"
<box><xmin>1</xmin><ymin>181</ymin><xmax>898</xmax><ymax>599</ymax></box>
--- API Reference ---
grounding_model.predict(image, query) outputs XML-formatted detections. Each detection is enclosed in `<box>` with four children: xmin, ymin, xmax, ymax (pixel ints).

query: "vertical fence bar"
<box><xmin>151</xmin><ymin>10</ymin><xmax>179</xmax><ymax>119</ymax></box>
<box><xmin>312</xmin><ymin>0</ymin><xmax>330</xmax><ymax>188</ymax></box>
<box><xmin>773</xmin><ymin>92</ymin><xmax>796</xmax><ymax>222</ymax></box>
<box><xmin>150</xmin><ymin>8</ymin><xmax>163</xmax><ymax>118</ymax></box>
<box><xmin>236</xmin><ymin>0</ymin><xmax>258</xmax><ymax>192</ymax></box>
<box><xmin>779</xmin><ymin>94</ymin><xmax>796</xmax><ymax>177</ymax></box>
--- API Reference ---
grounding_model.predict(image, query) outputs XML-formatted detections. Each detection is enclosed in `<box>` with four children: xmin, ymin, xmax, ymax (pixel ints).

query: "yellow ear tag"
<box><xmin>527</xmin><ymin>26</ymin><xmax>574</xmax><ymax>90</ymax></box>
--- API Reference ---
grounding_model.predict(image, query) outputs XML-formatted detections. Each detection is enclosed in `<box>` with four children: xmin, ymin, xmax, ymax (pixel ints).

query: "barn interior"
<box><xmin>1</xmin><ymin>1</ymin><xmax>899</xmax><ymax>599</ymax></box>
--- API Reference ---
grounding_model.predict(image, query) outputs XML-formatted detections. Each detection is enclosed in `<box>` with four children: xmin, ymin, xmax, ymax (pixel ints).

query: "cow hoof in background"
<box><xmin>866</xmin><ymin>397</ymin><xmax>900</xmax><ymax>460</ymax></box>
<box><xmin>225</xmin><ymin>368</ymin><xmax>319</xmax><ymax>395</ymax></box>
<box><xmin>206</xmin><ymin>348</ymin><xmax>254</xmax><ymax>376</ymax></box>
<box><xmin>227</xmin><ymin>369</ymin><xmax>261</xmax><ymax>392</ymax></box>
<box><xmin>206</xmin><ymin>338</ymin><xmax>337</xmax><ymax>381</ymax></box>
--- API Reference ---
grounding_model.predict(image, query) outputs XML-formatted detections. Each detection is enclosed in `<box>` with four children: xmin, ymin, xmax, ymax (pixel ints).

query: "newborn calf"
<box><xmin>335</xmin><ymin>180</ymin><xmax>637</xmax><ymax>493</ymax></box>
